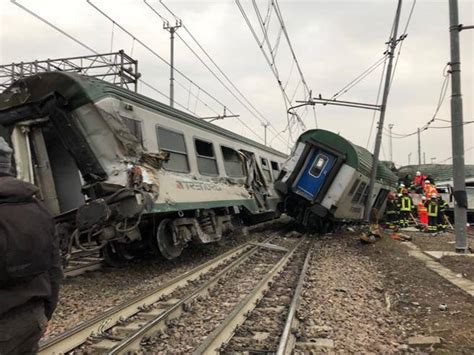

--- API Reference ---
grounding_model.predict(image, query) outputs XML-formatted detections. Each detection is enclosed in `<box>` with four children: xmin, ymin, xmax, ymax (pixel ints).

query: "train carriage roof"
<box><xmin>298</xmin><ymin>129</ymin><xmax>397</xmax><ymax>186</ymax></box>
<box><xmin>0</xmin><ymin>72</ymin><xmax>286</xmax><ymax>158</ymax></box>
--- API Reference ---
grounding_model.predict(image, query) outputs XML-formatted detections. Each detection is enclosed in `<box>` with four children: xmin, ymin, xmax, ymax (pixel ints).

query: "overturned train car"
<box><xmin>0</xmin><ymin>72</ymin><xmax>286</xmax><ymax>265</ymax></box>
<box><xmin>274</xmin><ymin>129</ymin><xmax>397</xmax><ymax>230</ymax></box>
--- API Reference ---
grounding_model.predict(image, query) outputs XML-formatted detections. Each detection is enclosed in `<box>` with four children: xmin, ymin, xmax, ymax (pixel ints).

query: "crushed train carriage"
<box><xmin>0</xmin><ymin>72</ymin><xmax>287</xmax><ymax>265</ymax></box>
<box><xmin>274</xmin><ymin>129</ymin><xmax>398</xmax><ymax>230</ymax></box>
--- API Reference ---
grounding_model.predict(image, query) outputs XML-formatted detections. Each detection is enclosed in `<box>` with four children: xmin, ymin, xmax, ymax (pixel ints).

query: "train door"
<box><xmin>294</xmin><ymin>149</ymin><xmax>336</xmax><ymax>200</ymax></box>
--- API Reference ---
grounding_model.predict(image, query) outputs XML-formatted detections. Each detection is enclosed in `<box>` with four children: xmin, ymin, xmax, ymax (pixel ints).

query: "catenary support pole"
<box><xmin>164</xmin><ymin>21</ymin><xmax>182</xmax><ymax>107</ymax></box>
<box><xmin>364</xmin><ymin>0</ymin><xmax>403</xmax><ymax>221</ymax></box>
<box><xmin>448</xmin><ymin>0</ymin><xmax>468</xmax><ymax>252</ymax></box>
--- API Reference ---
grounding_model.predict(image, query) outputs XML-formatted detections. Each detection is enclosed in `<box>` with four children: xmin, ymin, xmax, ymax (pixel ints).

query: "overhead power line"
<box><xmin>85</xmin><ymin>0</ymin><xmax>264</xmax><ymax>141</ymax></box>
<box><xmin>9</xmin><ymin>0</ymin><xmax>198</xmax><ymax>114</ymax></box>
<box><xmin>144</xmin><ymin>0</ymin><xmax>286</xmax><ymax>146</ymax></box>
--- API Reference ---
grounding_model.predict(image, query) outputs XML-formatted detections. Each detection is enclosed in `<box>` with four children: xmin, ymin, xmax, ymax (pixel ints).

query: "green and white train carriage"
<box><xmin>275</xmin><ymin>129</ymin><xmax>397</xmax><ymax>229</ymax></box>
<box><xmin>0</xmin><ymin>72</ymin><xmax>286</xmax><ymax>264</ymax></box>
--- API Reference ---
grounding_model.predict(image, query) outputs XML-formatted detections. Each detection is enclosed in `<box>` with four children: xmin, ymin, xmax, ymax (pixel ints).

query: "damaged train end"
<box><xmin>274</xmin><ymin>129</ymin><xmax>397</xmax><ymax>231</ymax></box>
<box><xmin>0</xmin><ymin>72</ymin><xmax>286</xmax><ymax>266</ymax></box>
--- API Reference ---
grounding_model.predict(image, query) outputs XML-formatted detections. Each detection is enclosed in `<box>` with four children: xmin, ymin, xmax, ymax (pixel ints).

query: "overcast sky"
<box><xmin>1</xmin><ymin>0</ymin><xmax>473</xmax><ymax>166</ymax></box>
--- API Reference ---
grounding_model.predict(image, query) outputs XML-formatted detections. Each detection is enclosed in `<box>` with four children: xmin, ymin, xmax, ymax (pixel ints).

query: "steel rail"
<box><xmin>106</xmin><ymin>236</ymin><xmax>281</xmax><ymax>354</ymax></box>
<box><xmin>194</xmin><ymin>236</ymin><xmax>306</xmax><ymax>354</ymax></box>
<box><xmin>276</xmin><ymin>245</ymin><xmax>313</xmax><ymax>355</ymax></box>
<box><xmin>38</xmin><ymin>241</ymin><xmax>256</xmax><ymax>354</ymax></box>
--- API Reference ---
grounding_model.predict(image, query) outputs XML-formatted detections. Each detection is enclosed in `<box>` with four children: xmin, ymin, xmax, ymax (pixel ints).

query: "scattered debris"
<box><xmin>438</xmin><ymin>304</ymin><xmax>448</xmax><ymax>311</ymax></box>
<box><xmin>407</xmin><ymin>335</ymin><xmax>442</xmax><ymax>348</ymax></box>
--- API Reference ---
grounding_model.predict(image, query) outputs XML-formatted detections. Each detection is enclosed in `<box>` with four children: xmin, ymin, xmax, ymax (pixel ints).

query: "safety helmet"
<box><xmin>400</xmin><ymin>183</ymin><xmax>405</xmax><ymax>187</ymax></box>
<box><xmin>425</xmin><ymin>180</ymin><xmax>430</xmax><ymax>184</ymax></box>
<box><xmin>431</xmin><ymin>194</ymin><xmax>437</xmax><ymax>199</ymax></box>
<box><xmin>416</xmin><ymin>171</ymin><xmax>421</xmax><ymax>176</ymax></box>
<box><xmin>421</xmin><ymin>196</ymin><xmax>427</xmax><ymax>201</ymax></box>
<box><xmin>397</xmin><ymin>193</ymin><xmax>402</xmax><ymax>197</ymax></box>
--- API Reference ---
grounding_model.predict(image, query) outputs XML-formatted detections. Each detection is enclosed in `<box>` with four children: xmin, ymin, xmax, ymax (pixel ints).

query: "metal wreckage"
<box><xmin>0</xmin><ymin>72</ymin><xmax>286</xmax><ymax>265</ymax></box>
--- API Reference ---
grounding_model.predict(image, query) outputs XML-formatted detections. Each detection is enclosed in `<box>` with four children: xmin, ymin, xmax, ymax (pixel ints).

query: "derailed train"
<box><xmin>274</xmin><ymin>129</ymin><xmax>398</xmax><ymax>230</ymax></box>
<box><xmin>0</xmin><ymin>72</ymin><xmax>286</xmax><ymax>265</ymax></box>
<box><xmin>0</xmin><ymin>72</ymin><xmax>397</xmax><ymax>265</ymax></box>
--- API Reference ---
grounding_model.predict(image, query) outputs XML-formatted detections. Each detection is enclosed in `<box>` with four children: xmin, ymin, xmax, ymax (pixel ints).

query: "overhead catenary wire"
<box><xmin>235</xmin><ymin>0</ymin><xmax>313</xmax><ymax>140</ymax></box>
<box><xmin>9</xmin><ymin>0</ymin><xmax>200</xmax><ymax>114</ymax></box>
<box><xmin>86</xmin><ymin>0</ymin><xmax>264</xmax><ymax>141</ymax></box>
<box><xmin>145</xmin><ymin>0</ymin><xmax>286</xmax><ymax>146</ymax></box>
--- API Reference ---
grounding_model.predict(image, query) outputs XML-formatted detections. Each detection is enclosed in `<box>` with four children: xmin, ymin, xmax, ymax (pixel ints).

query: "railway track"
<box><xmin>38</xmin><ymin>233</ymin><xmax>282</xmax><ymax>354</ymax></box>
<box><xmin>199</xmin><ymin>236</ymin><xmax>312</xmax><ymax>354</ymax></box>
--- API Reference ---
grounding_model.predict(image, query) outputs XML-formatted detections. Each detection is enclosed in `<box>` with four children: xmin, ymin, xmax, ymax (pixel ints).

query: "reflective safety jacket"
<box><xmin>400</xmin><ymin>196</ymin><xmax>413</xmax><ymax>212</ymax></box>
<box><xmin>424</xmin><ymin>184</ymin><xmax>438</xmax><ymax>199</ymax></box>
<box><xmin>386</xmin><ymin>200</ymin><xmax>398</xmax><ymax>214</ymax></box>
<box><xmin>427</xmin><ymin>201</ymin><xmax>439</xmax><ymax>217</ymax></box>
<box><xmin>417</xmin><ymin>201</ymin><xmax>427</xmax><ymax>213</ymax></box>
<box><xmin>439</xmin><ymin>200</ymin><xmax>449</xmax><ymax>212</ymax></box>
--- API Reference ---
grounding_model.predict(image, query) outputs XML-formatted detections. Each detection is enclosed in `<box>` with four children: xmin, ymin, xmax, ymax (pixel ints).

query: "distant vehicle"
<box><xmin>274</xmin><ymin>129</ymin><xmax>398</xmax><ymax>230</ymax></box>
<box><xmin>0</xmin><ymin>72</ymin><xmax>286</xmax><ymax>265</ymax></box>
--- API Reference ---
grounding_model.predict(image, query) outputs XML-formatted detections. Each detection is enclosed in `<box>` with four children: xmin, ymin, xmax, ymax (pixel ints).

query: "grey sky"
<box><xmin>1</xmin><ymin>0</ymin><xmax>473</xmax><ymax>166</ymax></box>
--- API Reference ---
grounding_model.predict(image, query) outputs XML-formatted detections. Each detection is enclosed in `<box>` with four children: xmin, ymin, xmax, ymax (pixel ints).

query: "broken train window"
<box><xmin>194</xmin><ymin>139</ymin><xmax>218</xmax><ymax>176</ymax></box>
<box><xmin>156</xmin><ymin>126</ymin><xmax>189</xmax><ymax>173</ymax></box>
<box><xmin>221</xmin><ymin>146</ymin><xmax>245</xmax><ymax>177</ymax></box>
<box><xmin>121</xmin><ymin>116</ymin><xmax>143</xmax><ymax>145</ymax></box>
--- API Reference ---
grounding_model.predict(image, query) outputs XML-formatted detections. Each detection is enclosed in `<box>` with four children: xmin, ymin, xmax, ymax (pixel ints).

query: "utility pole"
<box><xmin>408</xmin><ymin>153</ymin><xmax>412</xmax><ymax>165</ymax></box>
<box><xmin>388</xmin><ymin>124</ymin><xmax>394</xmax><ymax>162</ymax></box>
<box><xmin>417</xmin><ymin>128</ymin><xmax>421</xmax><ymax>166</ymax></box>
<box><xmin>364</xmin><ymin>0</ymin><xmax>403</xmax><ymax>221</ymax></box>
<box><xmin>448</xmin><ymin>0</ymin><xmax>468</xmax><ymax>252</ymax></box>
<box><xmin>164</xmin><ymin>20</ymin><xmax>182</xmax><ymax>107</ymax></box>
<box><xmin>262</xmin><ymin>122</ymin><xmax>269</xmax><ymax>145</ymax></box>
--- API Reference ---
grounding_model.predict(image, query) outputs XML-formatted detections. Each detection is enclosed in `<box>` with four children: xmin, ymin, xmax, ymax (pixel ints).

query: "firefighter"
<box><xmin>417</xmin><ymin>196</ymin><xmax>428</xmax><ymax>227</ymax></box>
<box><xmin>426</xmin><ymin>194</ymin><xmax>439</xmax><ymax>233</ymax></box>
<box><xmin>423</xmin><ymin>180</ymin><xmax>438</xmax><ymax>199</ymax></box>
<box><xmin>385</xmin><ymin>192</ymin><xmax>398</xmax><ymax>229</ymax></box>
<box><xmin>437</xmin><ymin>196</ymin><xmax>449</xmax><ymax>231</ymax></box>
<box><xmin>398</xmin><ymin>189</ymin><xmax>414</xmax><ymax>228</ymax></box>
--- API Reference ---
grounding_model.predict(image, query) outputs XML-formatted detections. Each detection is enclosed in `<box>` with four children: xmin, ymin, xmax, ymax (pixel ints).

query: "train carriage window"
<box><xmin>195</xmin><ymin>139</ymin><xmax>218</xmax><ymax>176</ymax></box>
<box><xmin>352</xmin><ymin>182</ymin><xmax>366</xmax><ymax>203</ymax></box>
<box><xmin>348</xmin><ymin>179</ymin><xmax>360</xmax><ymax>196</ymax></box>
<box><xmin>156</xmin><ymin>127</ymin><xmax>189</xmax><ymax>173</ymax></box>
<box><xmin>221</xmin><ymin>146</ymin><xmax>245</xmax><ymax>177</ymax></box>
<box><xmin>121</xmin><ymin>116</ymin><xmax>143</xmax><ymax>145</ymax></box>
<box><xmin>260</xmin><ymin>157</ymin><xmax>272</xmax><ymax>182</ymax></box>
<box><xmin>309</xmin><ymin>154</ymin><xmax>328</xmax><ymax>177</ymax></box>
<box><xmin>271</xmin><ymin>161</ymin><xmax>280</xmax><ymax>180</ymax></box>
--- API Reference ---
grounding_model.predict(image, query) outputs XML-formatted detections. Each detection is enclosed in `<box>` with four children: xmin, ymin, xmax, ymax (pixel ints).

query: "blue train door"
<box><xmin>294</xmin><ymin>149</ymin><xmax>336</xmax><ymax>200</ymax></box>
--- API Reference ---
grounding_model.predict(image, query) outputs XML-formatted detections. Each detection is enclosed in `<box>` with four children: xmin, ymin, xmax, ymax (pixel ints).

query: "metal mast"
<box><xmin>417</xmin><ymin>128</ymin><xmax>421</xmax><ymax>166</ymax></box>
<box><xmin>364</xmin><ymin>0</ymin><xmax>403</xmax><ymax>221</ymax></box>
<box><xmin>164</xmin><ymin>20</ymin><xmax>182</xmax><ymax>107</ymax></box>
<box><xmin>448</xmin><ymin>0</ymin><xmax>468</xmax><ymax>252</ymax></box>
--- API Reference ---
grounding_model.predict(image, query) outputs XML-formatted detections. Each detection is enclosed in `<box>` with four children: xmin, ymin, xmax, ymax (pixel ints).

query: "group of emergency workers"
<box><xmin>385</xmin><ymin>171</ymin><xmax>450</xmax><ymax>233</ymax></box>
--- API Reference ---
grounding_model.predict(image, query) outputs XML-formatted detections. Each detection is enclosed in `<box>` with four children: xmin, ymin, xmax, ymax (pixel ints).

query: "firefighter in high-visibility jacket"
<box><xmin>385</xmin><ymin>192</ymin><xmax>398</xmax><ymax>229</ymax></box>
<box><xmin>426</xmin><ymin>195</ymin><xmax>439</xmax><ymax>232</ymax></box>
<box><xmin>437</xmin><ymin>196</ymin><xmax>449</xmax><ymax>231</ymax></box>
<box><xmin>398</xmin><ymin>189</ymin><xmax>414</xmax><ymax>228</ymax></box>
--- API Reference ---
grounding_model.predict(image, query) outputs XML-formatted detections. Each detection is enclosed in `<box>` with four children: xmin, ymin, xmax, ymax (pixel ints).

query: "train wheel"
<box><xmin>103</xmin><ymin>241</ymin><xmax>135</xmax><ymax>267</ymax></box>
<box><xmin>157</xmin><ymin>219</ymin><xmax>183</xmax><ymax>260</ymax></box>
